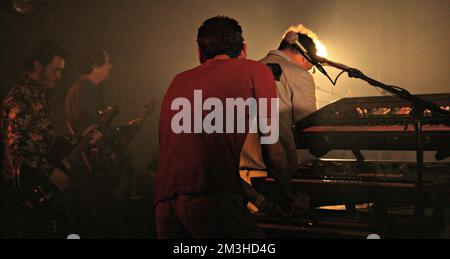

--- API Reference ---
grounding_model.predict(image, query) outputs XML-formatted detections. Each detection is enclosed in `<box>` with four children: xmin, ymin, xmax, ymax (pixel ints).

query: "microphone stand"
<box><xmin>318</xmin><ymin>58</ymin><xmax>450</xmax><ymax>221</ymax></box>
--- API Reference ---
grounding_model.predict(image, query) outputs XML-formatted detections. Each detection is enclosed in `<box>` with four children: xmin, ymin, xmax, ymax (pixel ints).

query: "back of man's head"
<box><xmin>278</xmin><ymin>32</ymin><xmax>317</xmax><ymax>56</ymax></box>
<box><xmin>24</xmin><ymin>39</ymin><xmax>67</xmax><ymax>72</ymax></box>
<box><xmin>77</xmin><ymin>47</ymin><xmax>107</xmax><ymax>75</ymax></box>
<box><xmin>197</xmin><ymin>16</ymin><xmax>244</xmax><ymax>63</ymax></box>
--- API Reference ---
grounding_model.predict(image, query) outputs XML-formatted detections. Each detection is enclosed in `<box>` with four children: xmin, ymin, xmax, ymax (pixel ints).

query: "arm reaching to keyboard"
<box><xmin>241</xmin><ymin>180</ymin><xmax>291</xmax><ymax>218</ymax></box>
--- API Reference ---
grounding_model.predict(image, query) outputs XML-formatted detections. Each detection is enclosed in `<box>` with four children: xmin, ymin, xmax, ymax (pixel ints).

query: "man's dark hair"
<box><xmin>77</xmin><ymin>47</ymin><xmax>107</xmax><ymax>75</ymax></box>
<box><xmin>278</xmin><ymin>33</ymin><xmax>317</xmax><ymax>55</ymax></box>
<box><xmin>24</xmin><ymin>39</ymin><xmax>67</xmax><ymax>72</ymax></box>
<box><xmin>197</xmin><ymin>16</ymin><xmax>244</xmax><ymax>62</ymax></box>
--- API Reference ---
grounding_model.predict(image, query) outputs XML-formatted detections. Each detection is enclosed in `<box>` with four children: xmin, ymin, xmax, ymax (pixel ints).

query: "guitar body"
<box><xmin>13</xmin><ymin>135</ymin><xmax>77</xmax><ymax>209</ymax></box>
<box><xmin>14</xmin><ymin>160</ymin><xmax>60</xmax><ymax>209</ymax></box>
<box><xmin>13</xmin><ymin>107</ymin><xmax>119</xmax><ymax>209</ymax></box>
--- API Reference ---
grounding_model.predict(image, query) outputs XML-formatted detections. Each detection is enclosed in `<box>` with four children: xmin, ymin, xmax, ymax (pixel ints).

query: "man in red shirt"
<box><xmin>155</xmin><ymin>16</ymin><xmax>299</xmax><ymax>239</ymax></box>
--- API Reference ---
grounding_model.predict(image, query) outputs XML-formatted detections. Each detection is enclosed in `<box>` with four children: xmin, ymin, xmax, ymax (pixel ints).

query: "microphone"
<box><xmin>315</xmin><ymin>56</ymin><xmax>352</xmax><ymax>71</ymax></box>
<box><xmin>284</xmin><ymin>31</ymin><xmax>330</xmax><ymax>77</ymax></box>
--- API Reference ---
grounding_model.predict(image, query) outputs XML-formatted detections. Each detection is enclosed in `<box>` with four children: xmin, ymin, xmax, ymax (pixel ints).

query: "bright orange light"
<box><xmin>283</xmin><ymin>24</ymin><xmax>328</xmax><ymax>58</ymax></box>
<box><xmin>314</xmin><ymin>40</ymin><xmax>328</xmax><ymax>58</ymax></box>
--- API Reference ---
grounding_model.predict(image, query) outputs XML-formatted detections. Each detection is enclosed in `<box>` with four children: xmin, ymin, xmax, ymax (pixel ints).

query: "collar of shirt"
<box><xmin>267</xmin><ymin>50</ymin><xmax>292</xmax><ymax>63</ymax></box>
<box><xmin>80</xmin><ymin>76</ymin><xmax>98</xmax><ymax>89</ymax></box>
<box><xmin>22</xmin><ymin>73</ymin><xmax>49</xmax><ymax>98</ymax></box>
<box><xmin>23</xmin><ymin>73</ymin><xmax>46</xmax><ymax>90</ymax></box>
<box><xmin>80</xmin><ymin>76</ymin><xmax>106</xmax><ymax>107</ymax></box>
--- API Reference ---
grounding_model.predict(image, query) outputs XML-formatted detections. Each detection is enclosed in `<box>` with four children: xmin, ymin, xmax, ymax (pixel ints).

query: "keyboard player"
<box><xmin>240</xmin><ymin>25</ymin><xmax>319</xmax><ymax>213</ymax></box>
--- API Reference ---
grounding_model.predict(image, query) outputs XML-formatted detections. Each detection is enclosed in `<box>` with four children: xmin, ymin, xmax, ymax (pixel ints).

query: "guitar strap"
<box><xmin>66</xmin><ymin>122</ymin><xmax>76</xmax><ymax>136</ymax></box>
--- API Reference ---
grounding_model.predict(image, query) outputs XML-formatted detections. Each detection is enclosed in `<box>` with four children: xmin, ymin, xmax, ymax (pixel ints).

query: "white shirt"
<box><xmin>240</xmin><ymin>50</ymin><xmax>317</xmax><ymax>171</ymax></box>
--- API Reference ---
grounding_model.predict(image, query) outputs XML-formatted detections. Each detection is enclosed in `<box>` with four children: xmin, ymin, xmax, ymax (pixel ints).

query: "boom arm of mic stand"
<box><xmin>319</xmin><ymin>58</ymin><xmax>352</xmax><ymax>71</ymax></box>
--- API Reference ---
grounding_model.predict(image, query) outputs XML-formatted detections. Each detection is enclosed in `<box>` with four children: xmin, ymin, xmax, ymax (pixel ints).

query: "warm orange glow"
<box><xmin>283</xmin><ymin>24</ymin><xmax>328</xmax><ymax>58</ymax></box>
<box><xmin>314</xmin><ymin>40</ymin><xmax>328</xmax><ymax>58</ymax></box>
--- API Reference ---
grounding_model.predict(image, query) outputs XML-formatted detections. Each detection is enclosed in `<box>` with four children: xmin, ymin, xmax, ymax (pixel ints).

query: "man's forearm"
<box><xmin>262</xmin><ymin>143</ymin><xmax>294</xmax><ymax>199</ymax></box>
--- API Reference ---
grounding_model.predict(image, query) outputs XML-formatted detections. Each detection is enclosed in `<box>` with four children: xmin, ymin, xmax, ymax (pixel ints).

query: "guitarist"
<box><xmin>1</xmin><ymin>40</ymin><xmax>69</xmax><ymax>238</ymax></box>
<box><xmin>65</xmin><ymin>46</ymin><xmax>139</xmax><ymax>238</ymax></box>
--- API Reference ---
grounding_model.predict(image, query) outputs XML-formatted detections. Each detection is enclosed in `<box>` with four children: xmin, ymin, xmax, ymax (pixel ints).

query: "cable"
<box><xmin>320</xmin><ymin>66</ymin><xmax>350</xmax><ymax>86</ymax></box>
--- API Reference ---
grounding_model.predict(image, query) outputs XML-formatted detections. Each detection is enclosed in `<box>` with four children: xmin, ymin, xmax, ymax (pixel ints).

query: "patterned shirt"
<box><xmin>1</xmin><ymin>74</ymin><xmax>55</xmax><ymax>178</ymax></box>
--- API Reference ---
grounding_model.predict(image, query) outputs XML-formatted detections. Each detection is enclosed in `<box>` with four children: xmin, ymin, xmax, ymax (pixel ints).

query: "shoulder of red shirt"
<box><xmin>173</xmin><ymin>58</ymin><xmax>273</xmax><ymax>81</ymax></box>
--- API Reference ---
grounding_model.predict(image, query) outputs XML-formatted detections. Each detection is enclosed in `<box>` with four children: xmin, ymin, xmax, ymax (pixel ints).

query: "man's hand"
<box><xmin>255</xmin><ymin>193</ymin><xmax>291</xmax><ymax>218</ymax></box>
<box><xmin>48</xmin><ymin>168</ymin><xmax>69</xmax><ymax>192</ymax></box>
<box><xmin>128</xmin><ymin>118</ymin><xmax>144</xmax><ymax>127</ymax></box>
<box><xmin>89</xmin><ymin>128</ymin><xmax>104</xmax><ymax>144</ymax></box>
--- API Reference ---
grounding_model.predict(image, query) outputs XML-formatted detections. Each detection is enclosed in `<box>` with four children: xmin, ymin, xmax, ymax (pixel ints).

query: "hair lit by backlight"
<box><xmin>282</xmin><ymin>24</ymin><xmax>328</xmax><ymax>58</ymax></box>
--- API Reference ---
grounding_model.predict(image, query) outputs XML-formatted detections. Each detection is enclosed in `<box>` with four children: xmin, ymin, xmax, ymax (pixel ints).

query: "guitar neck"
<box><xmin>66</xmin><ymin>135</ymin><xmax>92</xmax><ymax>167</ymax></box>
<box><xmin>119</xmin><ymin>104</ymin><xmax>153</xmax><ymax>145</ymax></box>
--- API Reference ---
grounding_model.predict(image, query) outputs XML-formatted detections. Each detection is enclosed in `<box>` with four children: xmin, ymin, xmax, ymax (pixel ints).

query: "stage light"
<box><xmin>315</xmin><ymin>39</ymin><xmax>328</xmax><ymax>58</ymax></box>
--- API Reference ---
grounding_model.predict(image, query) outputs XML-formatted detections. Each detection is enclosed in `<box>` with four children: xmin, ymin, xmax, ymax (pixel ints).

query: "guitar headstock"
<box><xmin>99</xmin><ymin>106</ymin><xmax>119</xmax><ymax>124</ymax></box>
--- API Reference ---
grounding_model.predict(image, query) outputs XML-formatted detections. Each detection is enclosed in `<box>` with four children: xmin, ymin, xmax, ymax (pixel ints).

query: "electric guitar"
<box><xmin>113</xmin><ymin>100</ymin><xmax>156</xmax><ymax>147</ymax></box>
<box><xmin>13</xmin><ymin>106</ymin><xmax>119</xmax><ymax>209</ymax></box>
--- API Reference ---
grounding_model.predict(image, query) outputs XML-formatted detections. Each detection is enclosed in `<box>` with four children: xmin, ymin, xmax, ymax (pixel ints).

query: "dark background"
<box><xmin>1</xmin><ymin>0</ymin><xmax>449</xmax><ymax>190</ymax></box>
